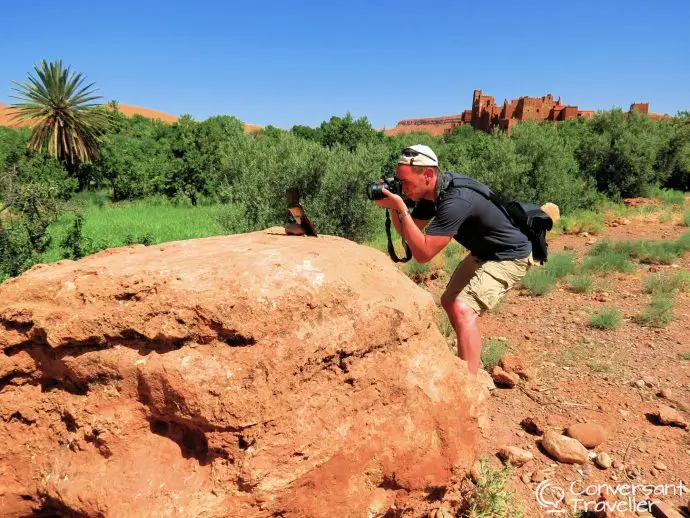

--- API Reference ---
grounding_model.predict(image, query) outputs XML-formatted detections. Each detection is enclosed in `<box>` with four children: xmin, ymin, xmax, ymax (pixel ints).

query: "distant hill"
<box><xmin>0</xmin><ymin>101</ymin><xmax>262</xmax><ymax>133</ymax></box>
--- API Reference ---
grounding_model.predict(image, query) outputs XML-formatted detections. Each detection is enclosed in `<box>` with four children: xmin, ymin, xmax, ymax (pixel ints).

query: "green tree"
<box><xmin>10</xmin><ymin>59</ymin><xmax>110</xmax><ymax>179</ymax></box>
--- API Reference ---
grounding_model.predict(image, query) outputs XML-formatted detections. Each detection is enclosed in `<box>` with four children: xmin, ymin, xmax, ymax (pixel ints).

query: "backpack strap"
<box><xmin>447</xmin><ymin>174</ymin><xmax>515</xmax><ymax>226</ymax></box>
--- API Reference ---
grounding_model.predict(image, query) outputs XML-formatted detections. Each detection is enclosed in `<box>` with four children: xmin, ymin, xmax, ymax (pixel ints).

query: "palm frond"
<box><xmin>10</xmin><ymin>59</ymin><xmax>110</xmax><ymax>165</ymax></box>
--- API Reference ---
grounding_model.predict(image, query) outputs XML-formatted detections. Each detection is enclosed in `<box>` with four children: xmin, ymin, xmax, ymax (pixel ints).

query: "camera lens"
<box><xmin>366</xmin><ymin>182</ymin><xmax>382</xmax><ymax>200</ymax></box>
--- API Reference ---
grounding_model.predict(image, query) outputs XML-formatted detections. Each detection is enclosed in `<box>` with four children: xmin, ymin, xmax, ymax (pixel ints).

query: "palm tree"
<box><xmin>10</xmin><ymin>59</ymin><xmax>110</xmax><ymax>167</ymax></box>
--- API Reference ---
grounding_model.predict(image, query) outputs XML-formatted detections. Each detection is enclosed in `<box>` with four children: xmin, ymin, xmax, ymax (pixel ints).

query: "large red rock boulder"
<box><xmin>0</xmin><ymin>228</ymin><xmax>484</xmax><ymax>517</ymax></box>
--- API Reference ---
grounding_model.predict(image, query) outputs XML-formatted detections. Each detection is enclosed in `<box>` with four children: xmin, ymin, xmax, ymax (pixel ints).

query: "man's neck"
<box><xmin>424</xmin><ymin>173</ymin><xmax>441</xmax><ymax>202</ymax></box>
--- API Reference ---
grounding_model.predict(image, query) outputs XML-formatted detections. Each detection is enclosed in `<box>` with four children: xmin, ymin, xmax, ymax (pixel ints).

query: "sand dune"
<box><xmin>0</xmin><ymin>101</ymin><xmax>262</xmax><ymax>133</ymax></box>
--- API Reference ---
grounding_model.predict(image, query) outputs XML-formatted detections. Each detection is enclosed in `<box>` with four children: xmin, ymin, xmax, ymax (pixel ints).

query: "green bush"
<box><xmin>554</xmin><ymin>210</ymin><xmax>605</xmax><ymax>235</ymax></box>
<box><xmin>643</xmin><ymin>272</ymin><xmax>690</xmax><ymax>295</ymax></box>
<box><xmin>576</xmin><ymin>109</ymin><xmax>674</xmax><ymax>198</ymax></box>
<box><xmin>581</xmin><ymin>250</ymin><xmax>635</xmax><ymax>273</ymax></box>
<box><xmin>569</xmin><ymin>274</ymin><xmax>594</xmax><ymax>293</ymax></box>
<box><xmin>544</xmin><ymin>252</ymin><xmax>576</xmax><ymax>278</ymax></box>
<box><xmin>589</xmin><ymin>306</ymin><xmax>622</xmax><ymax>330</ymax></box>
<box><xmin>481</xmin><ymin>339</ymin><xmax>508</xmax><ymax>370</ymax></box>
<box><xmin>521</xmin><ymin>268</ymin><xmax>557</xmax><ymax>295</ymax></box>
<box><xmin>634</xmin><ymin>296</ymin><xmax>674</xmax><ymax>327</ymax></box>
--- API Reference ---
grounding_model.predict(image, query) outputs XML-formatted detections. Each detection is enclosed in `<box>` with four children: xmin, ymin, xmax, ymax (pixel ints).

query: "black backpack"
<box><xmin>449</xmin><ymin>174</ymin><xmax>553</xmax><ymax>264</ymax></box>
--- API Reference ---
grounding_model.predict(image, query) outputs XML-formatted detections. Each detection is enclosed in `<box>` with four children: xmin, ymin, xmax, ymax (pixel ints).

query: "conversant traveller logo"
<box><xmin>535</xmin><ymin>479</ymin><xmax>688</xmax><ymax>514</ymax></box>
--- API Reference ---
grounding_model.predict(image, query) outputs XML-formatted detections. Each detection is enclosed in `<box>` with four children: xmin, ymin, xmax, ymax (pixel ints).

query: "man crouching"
<box><xmin>374</xmin><ymin>144</ymin><xmax>533</xmax><ymax>375</ymax></box>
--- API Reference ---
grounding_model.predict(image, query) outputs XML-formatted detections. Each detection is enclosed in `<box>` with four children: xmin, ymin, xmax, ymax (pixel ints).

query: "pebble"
<box><xmin>595</xmin><ymin>452</ymin><xmax>612</xmax><ymax>469</ymax></box>
<box><xmin>612</xmin><ymin>460</ymin><xmax>623</xmax><ymax>469</ymax></box>
<box><xmin>654</xmin><ymin>460</ymin><xmax>668</xmax><ymax>471</ymax></box>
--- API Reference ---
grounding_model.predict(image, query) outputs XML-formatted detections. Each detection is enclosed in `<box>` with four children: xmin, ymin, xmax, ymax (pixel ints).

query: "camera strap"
<box><xmin>385</xmin><ymin>210</ymin><xmax>413</xmax><ymax>263</ymax></box>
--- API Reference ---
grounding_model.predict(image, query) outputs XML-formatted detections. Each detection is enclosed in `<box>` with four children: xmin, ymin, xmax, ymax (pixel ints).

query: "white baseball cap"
<box><xmin>397</xmin><ymin>144</ymin><xmax>439</xmax><ymax>167</ymax></box>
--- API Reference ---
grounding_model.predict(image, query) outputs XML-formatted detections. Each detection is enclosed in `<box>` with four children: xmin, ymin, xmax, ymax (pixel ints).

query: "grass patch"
<box><xmin>659</xmin><ymin>211</ymin><xmax>673</xmax><ymax>223</ymax></box>
<box><xmin>680</xmin><ymin>352</ymin><xmax>690</xmax><ymax>361</ymax></box>
<box><xmin>650</xmin><ymin>186</ymin><xmax>686</xmax><ymax>206</ymax></box>
<box><xmin>588</xmin><ymin>306</ymin><xmax>622</xmax><ymax>330</ymax></box>
<box><xmin>588</xmin><ymin>360</ymin><xmax>613</xmax><ymax>373</ymax></box>
<box><xmin>682</xmin><ymin>210</ymin><xmax>690</xmax><ymax>227</ymax></box>
<box><xmin>544</xmin><ymin>252</ymin><xmax>576</xmax><ymax>278</ymax></box>
<box><xmin>462</xmin><ymin>457</ymin><xmax>523</xmax><ymax>518</ymax></box>
<box><xmin>569</xmin><ymin>274</ymin><xmax>594</xmax><ymax>293</ymax></box>
<box><xmin>589</xmin><ymin>234</ymin><xmax>690</xmax><ymax>266</ymax></box>
<box><xmin>521</xmin><ymin>268</ymin><xmax>556</xmax><ymax>295</ymax></box>
<box><xmin>643</xmin><ymin>271</ymin><xmax>690</xmax><ymax>296</ymax></box>
<box><xmin>581</xmin><ymin>251</ymin><xmax>635</xmax><ymax>274</ymax></box>
<box><xmin>634</xmin><ymin>296</ymin><xmax>674</xmax><ymax>328</ymax></box>
<box><xmin>404</xmin><ymin>260</ymin><xmax>431</xmax><ymax>282</ymax></box>
<box><xmin>42</xmin><ymin>196</ymin><xmax>233</xmax><ymax>263</ymax></box>
<box><xmin>481</xmin><ymin>338</ymin><xmax>508</xmax><ymax>370</ymax></box>
<box><xmin>554</xmin><ymin>210</ymin><xmax>604</xmax><ymax>235</ymax></box>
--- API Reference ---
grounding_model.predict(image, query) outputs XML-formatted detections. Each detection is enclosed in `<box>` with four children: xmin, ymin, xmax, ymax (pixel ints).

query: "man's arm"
<box><xmin>397</xmin><ymin>210</ymin><xmax>451</xmax><ymax>263</ymax></box>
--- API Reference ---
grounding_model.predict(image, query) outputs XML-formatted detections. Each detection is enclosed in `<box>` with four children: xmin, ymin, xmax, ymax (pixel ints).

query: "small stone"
<box><xmin>566</xmin><ymin>422</ymin><xmax>606</xmax><ymax>448</ymax></box>
<box><xmin>531</xmin><ymin>470</ymin><xmax>548</xmax><ymax>483</ymax></box>
<box><xmin>659</xmin><ymin>388</ymin><xmax>674</xmax><ymax>399</ymax></box>
<box><xmin>497</xmin><ymin>446</ymin><xmax>534</xmax><ymax>467</ymax></box>
<box><xmin>612</xmin><ymin>460</ymin><xmax>623</xmax><ymax>469</ymax></box>
<box><xmin>642</xmin><ymin>376</ymin><xmax>656</xmax><ymax>387</ymax></box>
<box><xmin>541</xmin><ymin>430</ymin><xmax>589</xmax><ymax>464</ymax></box>
<box><xmin>654</xmin><ymin>460</ymin><xmax>667</xmax><ymax>471</ymax></box>
<box><xmin>650</xmin><ymin>468</ymin><xmax>659</xmax><ymax>477</ymax></box>
<box><xmin>657</xmin><ymin>405</ymin><xmax>688</xmax><ymax>428</ymax></box>
<box><xmin>520</xmin><ymin>472</ymin><xmax>532</xmax><ymax>484</ymax></box>
<box><xmin>520</xmin><ymin>416</ymin><xmax>546</xmax><ymax>436</ymax></box>
<box><xmin>634</xmin><ymin>379</ymin><xmax>646</xmax><ymax>388</ymax></box>
<box><xmin>469</xmin><ymin>461</ymin><xmax>481</xmax><ymax>484</ymax></box>
<box><xmin>490</xmin><ymin>366</ymin><xmax>519</xmax><ymax>388</ymax></box>
<box><xmin>595</xmin><ymin>452</ymin><xmax>612</xmax><ymax>469</ymax></box>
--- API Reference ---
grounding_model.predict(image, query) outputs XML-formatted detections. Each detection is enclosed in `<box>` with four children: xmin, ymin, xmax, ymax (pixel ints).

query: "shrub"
<box><xmin>544</xmin><ymin>252</ymin><xmax>576</xmax><ymax>279</ymax></box>
<box><xmin>643</xmin><ymin>272</ymin><xmax>690</xmax><ymax>295</ymax></box>
<box><xmin>554</xmin><ymin>210</ymin><xmax>605</xmax><ymax>235</ymax></box>
<box><xmin>521</xmin><ymin>268</ymin><xmax>556</xmax><ymax>295</ymax></box>
<box><xmin>462</xmin><ymin>457</ymin><xmax>523</xmax><ymax>517</ymax></box>
<box><xmin>569</xmin><ymin>274</ymin><xmax>594</xmax><ymax>293</ymax></box>
<box><xmin>581</xmin><ymin>250</ymin><xmax>635</xmax><ymax>274</ymax></box>
<box><xmin>682</xmin><ymin>210</ymin><xmax>690</xmax><ymax>227</ymax></box>
<box><xmin>634</xmin><ymin>296</ymin><xmax>674</xmax><ymax>328</ymax></box>
<box><xmin>481</xmin><ymin>339</ymin><xmax>508</xmax><ymax>370</ymax></box>
<box><xmin>589</xmin><ymin>307</ymin><xmax>622</xmax><ymax>330</ymax></box>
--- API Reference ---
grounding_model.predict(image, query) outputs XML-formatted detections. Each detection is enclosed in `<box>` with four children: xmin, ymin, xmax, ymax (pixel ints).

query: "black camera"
<box><xmin>366</xmin><ymin>176</ymin><xmax>403</xmax><ymax>200</ymax></box>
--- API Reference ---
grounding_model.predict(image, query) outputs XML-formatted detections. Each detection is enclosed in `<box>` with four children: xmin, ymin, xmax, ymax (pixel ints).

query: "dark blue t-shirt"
<box><xmin>411</xmin><ymin>172</ymin><xmax>531</xmax><ymax>261</ymax></box>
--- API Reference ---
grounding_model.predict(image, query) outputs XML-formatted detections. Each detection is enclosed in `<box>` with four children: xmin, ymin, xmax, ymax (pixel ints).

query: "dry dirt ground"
<box><xmin>421</xmin><ymin>205</ymin><xmax>690</xmax><ymax>516</ymax></box>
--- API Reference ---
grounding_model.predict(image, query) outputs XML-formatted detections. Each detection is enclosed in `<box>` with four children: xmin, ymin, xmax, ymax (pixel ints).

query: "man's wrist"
<box><xmin>397</xmin><ymin>208</ymin><xmax>411</xmax><ymax>222</ymax></box>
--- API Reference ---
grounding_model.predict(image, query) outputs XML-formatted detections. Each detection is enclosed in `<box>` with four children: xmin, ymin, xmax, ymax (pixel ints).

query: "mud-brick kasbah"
<box><xmin>384</xmin><ymin>89</ymin><xmax>668</xmax><ymax>137</ymax></box>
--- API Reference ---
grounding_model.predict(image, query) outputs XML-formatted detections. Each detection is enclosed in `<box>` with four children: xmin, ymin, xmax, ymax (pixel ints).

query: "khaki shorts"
<box><xmin>443</xmin><ymin>253</ymin><xmax>533</xmax><ymax>315</ymax></box>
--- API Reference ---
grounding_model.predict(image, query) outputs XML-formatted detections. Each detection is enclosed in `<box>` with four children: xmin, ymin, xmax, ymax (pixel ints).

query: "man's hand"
<box><xmin>374</xmin><ymin>187</ymin><xmax>407</xmax><ymax>212</ymax></box>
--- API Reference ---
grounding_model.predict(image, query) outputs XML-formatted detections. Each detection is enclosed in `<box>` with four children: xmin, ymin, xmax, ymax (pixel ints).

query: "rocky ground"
<box><xmin>423</xmin><ymin>203</ymin><xmax>690</xmax><ymax>517</ymax></box>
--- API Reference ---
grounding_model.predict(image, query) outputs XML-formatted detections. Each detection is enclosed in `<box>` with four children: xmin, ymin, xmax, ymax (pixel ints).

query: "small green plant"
<box><xmin>589</xmin><ymin>306</ymin><xmax>622</xmax><ymax>330</ymax></box>
<box><xmin>643</xmin><ymin>272</ymin><xmax>690</xmax><ymax>296</ymax></box>
<box><xmin>634</xmin><ymin>296</ymin><xmax>674</xmax><ymax>328</ymax></box>
<box><xmin>581</xmin><ymin>251</ymin><xmax>635</xmax><ymax>274</ymax></box>
<box><xmin>544</xmin><ymin>252</ymin><xmax>576</xmax><ymax>279</ymax></box>
<box><xmin>61</xmin><ymin>214</ymin><xmax>92</xmax><ymax>260</ymax></box>
<box><xmin>404</xmin><ymin>260</ymin><xmax>431</xmax><ymax>283</ymax></box>
<box><xmin>481</xmin><ymin>339</ymin><xmax>508</xmax><ymax>370</ymax></box>
<box><xmin>569</xmin><ymin>274</ymin><xmax>594</xmax><ymax>293</ymax></box>
<box><xmin>650</xmin><ymin>186</ymin><xmax>685</xmax><ymax>206</ymax></box>
<box><xmin>588</xmin><ymin>360</ymin><xmax>613</xmax><ymax>373</ymax></box>
<box><xmin>680</xmin><ymin>352</ymin><xmax>690</xmax><ymax>361</ymax></box>
<box><xmin>521</xmin><ymin>268</ymin><xmax>557</xmax><ymax>295</ymax></box>
<box><xmin>682</xmin><ymin>210</ymin><xmax>690</xmax><ymax>227</ymax></box>
<box><xmin>658</xmin><ymin>211</ymin><xmax>673</xmax><ymax>223</ymax></box>
<box><xmin>461</xmin><ymin>457</ymin><xmax>523</xmax><ymax>518</ymax></box>
<box><xmin>554</xmin><ymin>210</ymin><xmax>604</xmax><ymax>235</ymax></box>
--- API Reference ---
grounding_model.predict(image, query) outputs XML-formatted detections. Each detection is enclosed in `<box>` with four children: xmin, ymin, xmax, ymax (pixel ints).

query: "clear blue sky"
<box><xmin>2</xmin><ymin>0</ymin><xmax>688</xmax><ymax>129</ymax></box>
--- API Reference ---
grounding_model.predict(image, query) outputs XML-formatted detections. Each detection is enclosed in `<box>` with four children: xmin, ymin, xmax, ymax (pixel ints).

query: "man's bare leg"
<box><xmin>441</xmin><ymin>296</ymin><xmax>481</xmax><ymax>374</ymax></box>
